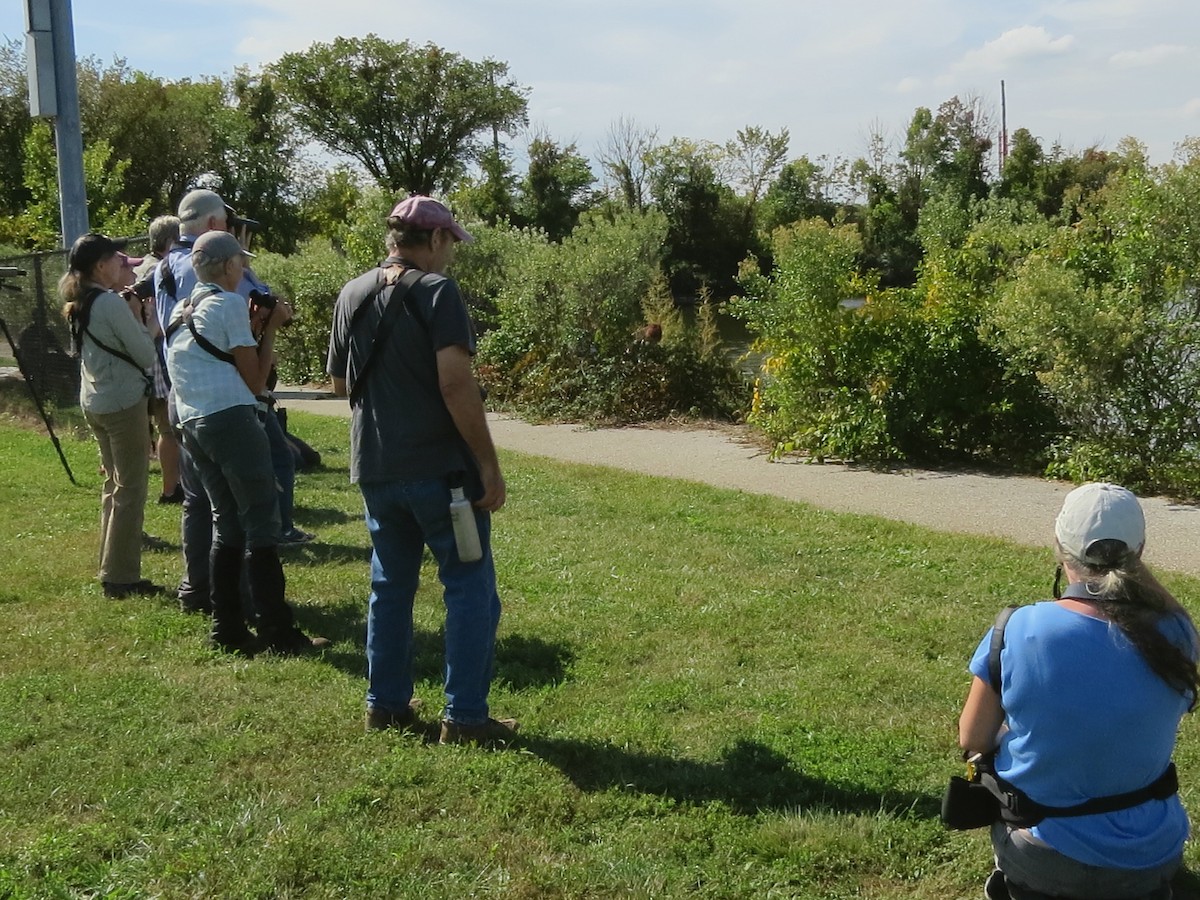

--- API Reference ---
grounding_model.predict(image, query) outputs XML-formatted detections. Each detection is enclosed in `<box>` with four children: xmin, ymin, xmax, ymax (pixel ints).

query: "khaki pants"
<box><xmin>85</xmin><ymin>398</ymin><xmax>149</xmax><ymax>584</ymax></box>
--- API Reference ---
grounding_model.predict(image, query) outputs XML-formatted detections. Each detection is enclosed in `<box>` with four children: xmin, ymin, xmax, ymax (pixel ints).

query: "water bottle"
<box><xmin>449</xmin><ymin>481</ymin><xmax>482</xmax><ymax>563</ymax></box>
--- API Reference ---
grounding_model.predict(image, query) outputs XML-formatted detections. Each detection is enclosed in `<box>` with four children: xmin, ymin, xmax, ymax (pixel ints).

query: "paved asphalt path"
<box><xmin>278</xmin><ymin>389</ymin><xmax>1200</xmax><ymax>578</ymax></box>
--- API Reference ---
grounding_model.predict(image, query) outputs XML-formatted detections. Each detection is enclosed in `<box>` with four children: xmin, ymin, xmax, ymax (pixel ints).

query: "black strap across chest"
<box><xmin>982</xmin><ymin>598</ymin><xmax>1178</xmax><ymax>826</ymax></box>
<box><xmin>72</xmin><ymin>287</ymin><xmax>151</xmax><ymax>384</ymax></box>
<box><xmin>346</xmin><ymin>266</ymin><xmax>426</xmax><ymax>405</ymax></box>
<box><xmin>164</xmin><ymin>287</ymin><xmax>236</xmax><ymax>365</ymax></box>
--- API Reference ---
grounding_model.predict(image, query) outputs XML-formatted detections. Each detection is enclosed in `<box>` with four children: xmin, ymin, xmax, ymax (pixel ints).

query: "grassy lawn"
<box><xmin>2</xmin><ymin>411</ymin><xmax>1199</xmax><ymax>899</ymax></box>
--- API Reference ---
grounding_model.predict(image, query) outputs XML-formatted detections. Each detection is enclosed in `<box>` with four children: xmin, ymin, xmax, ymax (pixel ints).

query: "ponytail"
<box><xmin>1064</xmin><ymin>550</ymin><xmax>1200</xmax><ymax>710</ymax></box>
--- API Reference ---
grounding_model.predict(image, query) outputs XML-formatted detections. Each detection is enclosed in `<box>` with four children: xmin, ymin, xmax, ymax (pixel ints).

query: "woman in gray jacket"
<box><xmin>61</xmin><ymin>233</ymin><xmax>162</xmax><ymax>598</ymax></box>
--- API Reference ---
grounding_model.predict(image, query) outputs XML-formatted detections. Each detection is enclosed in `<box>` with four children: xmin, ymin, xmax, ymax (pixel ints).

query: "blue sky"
<box><xmin>6</xmin><ymin>0</ymin><xmax>1200</xmax><ymax>179</ymax></box>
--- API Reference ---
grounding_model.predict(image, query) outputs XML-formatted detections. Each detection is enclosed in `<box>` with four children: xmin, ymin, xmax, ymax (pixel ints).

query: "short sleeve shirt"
<box><xmin>165</xmin><ymin>282</ymin><xmax>258</xmax><ymax>424</ymax></box>
<box><xmin>327</xmin><ymin>260</ymin><xmax>476</xmax><ymax>484</ymax></box>
<box><xmin>969</xmin><ymin>601</ymin><xmax>1196</xmax><ymax>868</ymax></box>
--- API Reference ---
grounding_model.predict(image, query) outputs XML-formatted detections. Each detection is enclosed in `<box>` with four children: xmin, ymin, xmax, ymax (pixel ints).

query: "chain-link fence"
<box><xmin>0</xmin><ymin>238</ymin><xmax>149</xmax><ymax>414</ymax></box>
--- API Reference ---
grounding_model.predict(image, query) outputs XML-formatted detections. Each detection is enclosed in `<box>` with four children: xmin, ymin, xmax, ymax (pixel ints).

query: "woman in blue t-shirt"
<box><xmin>959</xmin><ymin>483</ymin><xmax>1198</xmax><ymax>900</ymax></box>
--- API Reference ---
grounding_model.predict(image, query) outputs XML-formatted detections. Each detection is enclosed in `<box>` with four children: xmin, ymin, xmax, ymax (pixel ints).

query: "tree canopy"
<box><xmin>271</xmin><ymin>36</ymin><xmax>528</xmax><ymax>196</ymax></box>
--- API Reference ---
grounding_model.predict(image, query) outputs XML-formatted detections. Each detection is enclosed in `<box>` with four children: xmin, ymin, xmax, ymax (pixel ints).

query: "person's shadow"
<box><xmin>311</xmin><ymin>621</ymin><xmax>575</xmax><ymax>691</ymax></box>
<box><xmin>523</xmin><ymin>734</ymin><xmax>936</xmax><ymax>817</ymax></box>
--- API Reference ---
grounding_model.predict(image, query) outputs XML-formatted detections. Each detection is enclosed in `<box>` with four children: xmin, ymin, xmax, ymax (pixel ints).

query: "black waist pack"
<box><xmin>942</xmin><ymin>770</ymin><xmax>1001</xmax><ymax>830</ymax></box>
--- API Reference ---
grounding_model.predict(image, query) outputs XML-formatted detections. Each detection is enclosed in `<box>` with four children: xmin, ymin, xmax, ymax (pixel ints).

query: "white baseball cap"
<box><xmin>1055</xmin><ymin>482</ymin><xmax>1145</xmax><ymax>566</ymax></box>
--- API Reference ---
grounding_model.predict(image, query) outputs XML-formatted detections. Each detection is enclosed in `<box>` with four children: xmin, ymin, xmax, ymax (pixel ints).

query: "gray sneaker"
<box><xmin>439</xmin><ymin>717</ymin><xmax>519</xmax><ymax>747</ymax></box>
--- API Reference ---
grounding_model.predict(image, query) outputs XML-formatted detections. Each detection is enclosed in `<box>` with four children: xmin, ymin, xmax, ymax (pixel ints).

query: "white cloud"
<box><xmin>894</xmin><ymin>77</ymin><xmax>922</xmax><ymax>94</ymax></box>
<box><xmin>1109</xmin><ymin>44</ymin><xmax>1188</xmax><ymax>68</ymax></box>
<box><xmin>955</xmin><ymin>26</ymin><xmax>1076</xmax><ymax>74</ymax></box>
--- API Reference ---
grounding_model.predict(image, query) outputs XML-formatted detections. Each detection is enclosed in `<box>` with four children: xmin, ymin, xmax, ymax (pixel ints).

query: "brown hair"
<box><xmin>58</xmin><ymin>261</ymin><xmax>107</xmax><ymax>325</ymax></box>
<box><xmin>385</xmin><ymin>217</ymin><xmax>435</xmax><ymax>251</ymax></box>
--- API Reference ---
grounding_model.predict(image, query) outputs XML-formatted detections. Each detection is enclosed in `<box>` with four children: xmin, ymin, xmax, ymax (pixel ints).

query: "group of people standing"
<box><xmin>61</xmin><ymin>187</ymin><xmax>1200</xmax><ymax>882</ymax></box>
<box><xmin>61</xmin><ymin>188</ymin><xmax>322</xmax><ymax>652</ymax></box>
<box><xmin>62</xmin><ymin>193</ymin><xmax>515</xmax><ymax>746</ymax></box>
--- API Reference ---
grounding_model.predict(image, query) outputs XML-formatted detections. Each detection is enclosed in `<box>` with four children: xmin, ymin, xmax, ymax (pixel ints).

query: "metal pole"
<box><xmin>48</xmin><ymin>0</ymin><xmax>89</xmax><ymax>245</ymax></box>
<box><xmin>1000</xmin><ymin>80</ymin><xmax>1009</xmax><ymax>171</ymax></box>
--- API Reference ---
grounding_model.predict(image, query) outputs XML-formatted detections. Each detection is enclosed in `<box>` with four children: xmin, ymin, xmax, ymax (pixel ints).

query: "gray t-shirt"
<box><xmin>327</xmin><ymin>260</ymin><xmax>477</xmax><ymax>485</ymax></box>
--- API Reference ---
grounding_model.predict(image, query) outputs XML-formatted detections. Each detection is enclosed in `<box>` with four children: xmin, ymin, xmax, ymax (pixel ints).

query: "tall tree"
<box><xmin>648</xmin><ymin>138</ymin><xmax>752</xmax><ymax>298</ymax></box>
<box><xmin>598</xmin><ymin>117</ymin><xmax>658</xmax><ymax>210</ymax></box>
<box><xmin>517</xmin><ymin>133</ymin><xmax>597</xmax><ymax>241</ymax></box>
<box><xmin>996</xmin><ymin>127</ymin><xmax>1045</xmax><ymax>206</ymax></box>
<box><xmin>272</xmin><ymin>36</ymin><xmax>528</xmax><ymax>196</ymax></box>
<box><xmin>299</xmin><ymin>166</ymin><xmax>364</xmax><ymax>251</ymax></box>
<box><xmin>451</xmin><ymin>145</ymin><xmax>519</xmax><ymax>226</ymax></box>
<box><xmin>206</xmin><ymin>70</ymin><xmax>305</xmax><ymax>253</ymax></box>
<box><xmin>15</xmin><ymin>121</ymin><xmax>149</xmax><ymax>248</ymax></box>
<box><xmin>757</xmin><ymin>156</ymin><xmax>838</xmax><ymax>236</ymax></box>
<box><xmin>724</xmin><ymin>125</ymin><xmax>790</xmax><ymax>208</ymax></box>
<box><xmin>900</xmin><ymin>96</ymin><xmax>993</xmax><ymax>208</ymax></box>
<box><xmin>75</xmin><ymin>57</ymin><xmax>228</xmax><ymax>211</ymax></box>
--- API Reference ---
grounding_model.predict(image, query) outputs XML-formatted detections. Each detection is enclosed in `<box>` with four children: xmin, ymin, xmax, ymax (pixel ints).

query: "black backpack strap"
<box><xmin>68</xmin><ymin>286</ymin><xmax>100</xmax><ymax>353</ymax></box>
<box><xmin>164</xmin><ymin>287</ymin><xmax>236</xmax><ymax>366</ymax></box>
<box><xmin>157</xmin><ymin>255</ymin><xmax>177</xmax><ymax>302</ymax></box>
<box><xmin>988</xmin><ymin>605</ymin><xmax>1018</xmax><ymax>694</ymax></box>
<box><xmin>185</xmin><ymin>316</ymin><xmax>235</xmax><ymax>364</ymax></box>
<box><xmin>72</xmin><ymin>287</ymin><xmax>151</xmax><ymax>384</ymax></box>
<box><xmin>347</xmin><ymin>267</ymin><xmax>426</xmax><ymax>405</ymax></box>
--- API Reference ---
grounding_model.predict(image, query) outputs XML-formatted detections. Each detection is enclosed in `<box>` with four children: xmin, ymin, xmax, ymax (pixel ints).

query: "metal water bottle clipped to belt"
<box><xmin>449</xmin><ymin>472</ymin><xmax>482</xmax><ymax>562</ymax></box>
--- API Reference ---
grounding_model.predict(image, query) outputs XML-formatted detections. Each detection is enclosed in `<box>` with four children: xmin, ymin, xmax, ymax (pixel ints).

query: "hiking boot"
<box><xmin>439</xmin><ymin>717</ymin><xmax>519</xmax><ymax>747</ymax></box>
<box><xmin>103</xmin><ymin>579</ymin><xmax>166</xmax><ymax>599</ymax></box>
<box><xmin>209</xmin><ymin>628</ymin><xmax>259</xmax><ymax>658</ymax></box>
<box><xmin>365</xmin><ymin>699</ymin><xmax>424</xmax><ymax>733</ymax></box>
<box><xmin>260</xmin><ymin>627</ymin><xmax>330</xmax><ymax>656</ymax></box>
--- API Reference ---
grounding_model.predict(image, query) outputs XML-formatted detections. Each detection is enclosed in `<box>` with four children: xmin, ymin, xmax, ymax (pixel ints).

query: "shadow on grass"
<box><xmin>299</xmin><ymin>613</ymin><xmax>576</xmax><ymax>694</ymax></box>
<box><xmin>293</xmin><ymin>504</ymin><xmax>358</xmax><ymax>529</ymax></box>
<box><xmin>526</xmin><ymin>735</ymin><xmax>938</xmax><ymax>818</ymax></box>
<box><xmin>278</xmin><ymin>541</ymin><xmax>372</xmax><ymax>567</ymax></box>
<box><xmin>1173</xmin><ymin>869</ymin><xmax>1200</xmax><ymax>900</ymax></box>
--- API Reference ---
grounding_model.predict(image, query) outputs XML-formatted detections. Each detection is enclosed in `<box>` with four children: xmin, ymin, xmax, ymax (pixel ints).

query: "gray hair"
<box><xmin>192</xmin><ymin>253</ymin><xmax>229</xmax><ymax>284</ymax></box>
<box><xmin>148</xmin><ymin>216</ymin><xmax>181</xmax><ymax>256</ymax></box>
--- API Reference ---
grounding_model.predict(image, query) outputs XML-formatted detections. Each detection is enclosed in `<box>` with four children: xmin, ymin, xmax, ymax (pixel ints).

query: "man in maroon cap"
<box><xmin>327</xmin><ymin>196</ymin><xmax>515</xmax><ymax>746</ymax></box>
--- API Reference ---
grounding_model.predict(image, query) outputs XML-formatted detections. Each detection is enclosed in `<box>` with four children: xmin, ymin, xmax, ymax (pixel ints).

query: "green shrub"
<box><xmin>252</xmin><ymin>240</ymin><xmax>358</xmax><ymax>384</ymax></box>
<box><xmin>475</xmin><ymin>210</ymin><xmax>746</xmax><ymax>423</ymax></box>
<box><xmin>732</xmin><ymin>216</ymin><xmax>1056</xmax><ymax>465</ymax></box>
<box><xmin>987</xmin><ymin>144</ymin><xmax>1200</xmax><ymax>495</ymax></box>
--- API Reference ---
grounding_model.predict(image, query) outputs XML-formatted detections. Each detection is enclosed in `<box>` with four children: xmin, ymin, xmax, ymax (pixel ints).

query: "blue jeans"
<box><xmin>360</xmin><ymin>477</ymin><xmax>501</xmax><ymax>724</ymax></box>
